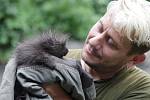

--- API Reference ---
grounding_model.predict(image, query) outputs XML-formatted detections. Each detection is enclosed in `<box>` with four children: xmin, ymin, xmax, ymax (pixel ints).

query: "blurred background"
<box><xmin>0</xmin><ymin>0</ymin><xmax>150</xmax><ymax>83</ymax></box>
<box><xmin>0</xmin><ymin>0</ymin><xmax>110</xmax><ymax>82</ymax></box>
<box><xmin>0</xmin><ymin>0</ymin><xmax>110</xmax><ymax>63</ymax></box>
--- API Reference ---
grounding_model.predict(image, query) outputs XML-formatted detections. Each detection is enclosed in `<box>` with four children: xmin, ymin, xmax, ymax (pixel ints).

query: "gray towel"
<box><xmin>0</xmin><ymin>58</ymin><xmax>16</xmax><ymax>100</ymax></box>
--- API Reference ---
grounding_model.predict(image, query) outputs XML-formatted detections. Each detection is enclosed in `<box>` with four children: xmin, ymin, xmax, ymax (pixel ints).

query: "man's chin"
<box><xmin>82</xmin><ymin>57</ymin><xmax>100</xmax><ymax>69</ymax></box>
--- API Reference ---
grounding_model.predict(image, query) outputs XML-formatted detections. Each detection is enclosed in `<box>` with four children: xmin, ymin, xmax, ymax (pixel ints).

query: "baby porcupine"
<box><xmin>14</xmin><ymin>32</ymin><xmax>96</xmax><ymax>100</ymax></box>
<box><xmin>15</xmin><ymin>33</ymin><xmax>68</xmax><ymax>69</ymax></box>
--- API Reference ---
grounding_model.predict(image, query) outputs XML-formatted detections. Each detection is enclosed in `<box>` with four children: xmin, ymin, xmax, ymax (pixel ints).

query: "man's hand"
<box><xmin>43</xmin><ymin>83</ymin><xmax>72</xmax><ymax>100</ymax></box>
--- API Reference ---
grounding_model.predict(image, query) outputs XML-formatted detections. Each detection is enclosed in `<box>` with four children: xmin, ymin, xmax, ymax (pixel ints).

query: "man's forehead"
<box><xmin>100</xmin><ymin>18</ymin><xmax>131</xmax><ymax>50</ymax></box>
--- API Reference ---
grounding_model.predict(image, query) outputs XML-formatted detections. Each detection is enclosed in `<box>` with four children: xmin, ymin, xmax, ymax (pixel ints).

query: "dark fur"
<box><xmin>15</xmin><ymin>33</ymin><xmax>68</xmax><ymax>69</ymax></box>
<box><xmin>14</xmin><ymin>33</ymin><xmax>94</xmax><ymax>100</ymax></box>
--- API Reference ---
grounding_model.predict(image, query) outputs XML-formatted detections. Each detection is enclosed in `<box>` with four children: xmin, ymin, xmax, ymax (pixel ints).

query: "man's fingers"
<box><xmin>43</xmin><ymin>83</ymin><xmax>72</xmax><ymax>100</ymax></box>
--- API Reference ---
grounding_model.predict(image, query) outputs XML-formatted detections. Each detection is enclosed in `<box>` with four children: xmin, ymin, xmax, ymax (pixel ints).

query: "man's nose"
<box><xmin>89</xmin><ymin>29</ymin><xmax>108</xmax><ymax>49</ymax></box>
<box><xmin>89</xmin><ymin>32</ymin><xmax>105</xmax><ymax>49</ymax></box>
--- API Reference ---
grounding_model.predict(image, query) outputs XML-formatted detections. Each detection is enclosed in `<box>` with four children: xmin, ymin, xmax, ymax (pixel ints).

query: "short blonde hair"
<box><xmin>107</xmin><ymin>0</ymin><xmax>150</xmax><ymax>50</ymax></box>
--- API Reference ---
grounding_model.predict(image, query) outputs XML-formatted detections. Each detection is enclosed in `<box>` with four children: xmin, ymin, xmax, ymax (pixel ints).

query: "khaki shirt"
<box><xmin>66</xmin><ymin>49</ymin><xmax>150</xmax><ymax>100</ymax></box>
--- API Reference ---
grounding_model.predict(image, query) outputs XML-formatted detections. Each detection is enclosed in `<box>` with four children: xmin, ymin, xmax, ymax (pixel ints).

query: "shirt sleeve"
<box><xmin>119</xmin><ymin>75</ymin><xmax>150</xmax><ymax>100</ymax></box>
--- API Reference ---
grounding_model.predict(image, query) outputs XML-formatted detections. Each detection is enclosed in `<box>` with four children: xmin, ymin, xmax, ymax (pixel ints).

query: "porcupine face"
<box><xmin>40</xmin><ymin>33</ymin><xmax>69</xmax><ymax>58</ymax></box>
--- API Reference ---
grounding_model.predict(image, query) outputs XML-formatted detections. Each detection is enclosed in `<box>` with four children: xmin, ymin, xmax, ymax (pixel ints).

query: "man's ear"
<box><xmin>131</xmin><ymin>54</ymin><xmax>145</xmax><ymax>64</ymax></box>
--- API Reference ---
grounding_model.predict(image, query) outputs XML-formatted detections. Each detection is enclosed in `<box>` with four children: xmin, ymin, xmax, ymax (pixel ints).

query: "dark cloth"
<box><xmin>15</xmin><ymin>59</ymin><xmax>96</xmax><ymax>100</ymax></box>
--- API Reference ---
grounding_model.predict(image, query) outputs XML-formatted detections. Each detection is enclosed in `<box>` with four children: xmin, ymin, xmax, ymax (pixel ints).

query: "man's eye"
<box><xmin>107</xmin><ymin>37</ymin><xmax>115</xmax><ymax>48</ymax></box>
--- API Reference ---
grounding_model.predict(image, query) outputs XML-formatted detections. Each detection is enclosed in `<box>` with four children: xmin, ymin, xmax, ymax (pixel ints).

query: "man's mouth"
<box><xmin>86</xmin><ymin>43</ymin><xmax>102</xmax><ymax>59</ymax></box>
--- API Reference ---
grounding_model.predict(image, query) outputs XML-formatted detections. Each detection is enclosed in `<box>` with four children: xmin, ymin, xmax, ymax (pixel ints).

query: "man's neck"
<box><xmin>80</xmin><ymin>59</ymin><xmax>126</xmax><ymax>81</ymax></box>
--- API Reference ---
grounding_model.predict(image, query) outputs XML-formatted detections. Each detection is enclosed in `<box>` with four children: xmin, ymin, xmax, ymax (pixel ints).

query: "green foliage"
<box><xmin>0</xmin><ymin>0</ymin><xmax>109</xmax><ymax>63</ymax></box>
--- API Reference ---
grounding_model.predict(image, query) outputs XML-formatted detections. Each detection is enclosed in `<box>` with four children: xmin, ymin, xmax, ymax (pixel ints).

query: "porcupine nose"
<box><xmin>64</xmin><ymin>48</ymin><xmax>69</xmax><ymax>56</ymax></box>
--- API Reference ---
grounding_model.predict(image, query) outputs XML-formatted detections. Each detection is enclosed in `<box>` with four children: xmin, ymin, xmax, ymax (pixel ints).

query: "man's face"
<box><xmin>82</xmin><ymin>16</ymin><xmax>133</xmax><ymax>72</ymax></box>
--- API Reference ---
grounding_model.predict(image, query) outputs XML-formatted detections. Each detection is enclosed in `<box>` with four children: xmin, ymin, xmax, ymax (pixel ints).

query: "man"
<box><xmin>44</xmin><ymin>0</ymin><xmax>150</xmax><ymax>99</ymax></box>
<box><xmin>1</xmin><ymin>0</ymin><xmax>150</xmax><ymax>100</ymax></box>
